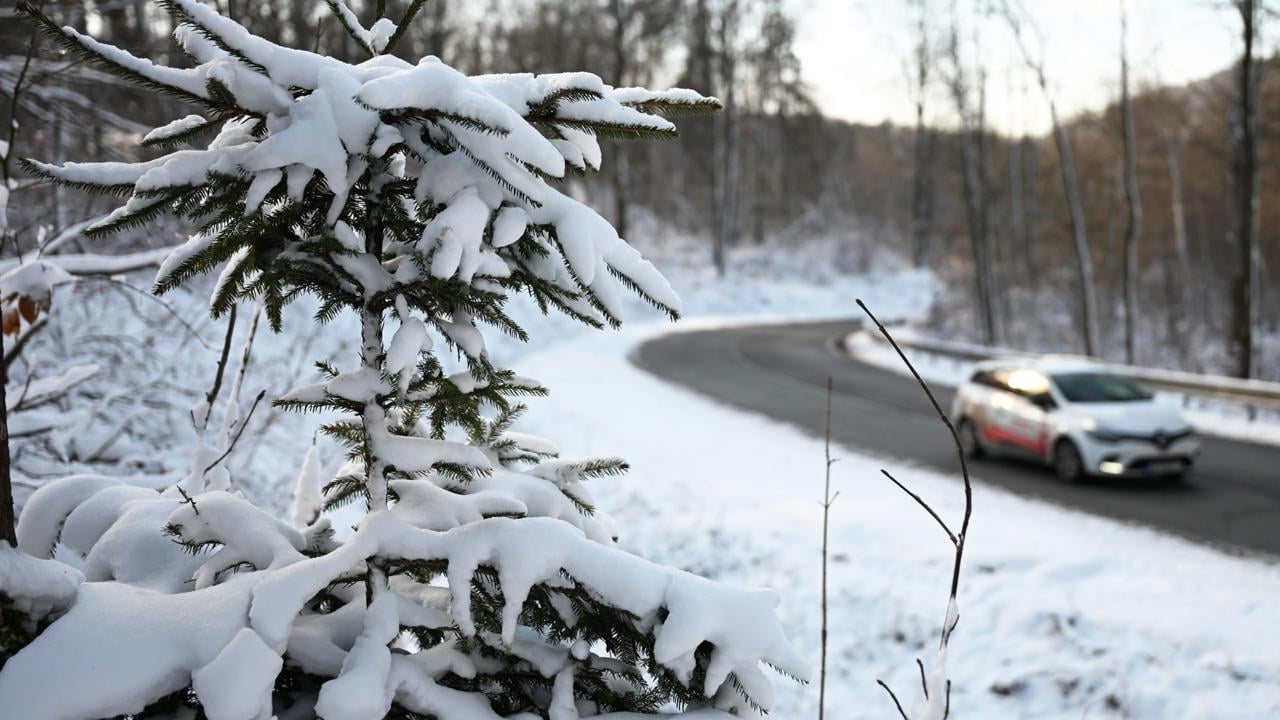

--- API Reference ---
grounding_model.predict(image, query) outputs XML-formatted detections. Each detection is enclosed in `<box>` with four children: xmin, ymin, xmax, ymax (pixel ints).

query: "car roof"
<box><xmin>972</xmin><ymin>355</ymin><xmax>1103</xmax><ymax>375</ymax></box>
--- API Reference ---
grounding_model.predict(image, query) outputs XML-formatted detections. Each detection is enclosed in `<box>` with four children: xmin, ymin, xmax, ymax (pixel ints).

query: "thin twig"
<box><xmin>313</xmin><ymin>16</ymin><xmax>328</xmax><ymax>53</ymax></box>
<box><xmin>82</xmin><ymin>278</ymin><xmax>212</xmax><ymax>350</ymax></box>
<box><xmin>916</xmin><ymin>657</ymin><xmax>930</xmax><ymax>700</ymax></box>
<box><xmin>877</xmin><ymin>680</ymin><xmax>910</xmax><ymax>720</ymax></box>
<box><xmin>202</xmin><ymin>389</ymin><xmax>266</xmax><ymax>476</ymax></box>
<box><xmin>881</xmin><ymin>469</ymin><xmax>957</xmax><ymax>545</ymax></box>
<box><xmin>201</xmin><ymin>304</ymin><xmax>238</xmax><ymax>431</ymax></box>
<box><xmin>217</xmin><ymin>297</ymin><xmax>263</xmax><ymax>440</ymax></box>
<box><xmin>856</xmin><ymin>298</ymin><xmax>972</xmax><ymax>602</ymax></box>
<box><xmin>176</xmin><ymin>485</ymin><xmax>200</xmax><ymax>516</ymax></box>
<box><xmin>819</xmin><ymin>377</ymin><xmax>836</xmax><ymax>720</ymax></box>
<box><xmin>2</xmin><ymin>316</ymin><xmax>47</xmax><ymax>371</ymax></box>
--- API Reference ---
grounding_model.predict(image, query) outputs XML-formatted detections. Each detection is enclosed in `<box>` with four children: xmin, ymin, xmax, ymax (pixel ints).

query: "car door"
<box><xmin>970</xmin><ymin>368</ymin><xmax>1019</xmax><ymax>451</ymax></box>
<box><xmin>986</xmin><ymin>369</ymin><xmax>1054</xmax><ymax>458</ymax></box>
<box><xmin>961</xmin><ymin>370</ymin><xmax>1004</xmax><ymax>444</ymax></box>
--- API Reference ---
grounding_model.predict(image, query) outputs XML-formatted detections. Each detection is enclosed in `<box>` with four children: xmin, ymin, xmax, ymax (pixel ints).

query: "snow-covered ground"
<box><xmin>845</xmin><ymin>330</ymin><xmax>1280</xmax><ymax>447</ymax></box>
<box><xmin>14</xmin><ymin>238</ymin><xmax>1280</xmax><ymax>717</ymax></box>
<box><xmin>514</xmin><ymin>319</ymin><xmax>1280</xmax><ymax>719</ymax></box>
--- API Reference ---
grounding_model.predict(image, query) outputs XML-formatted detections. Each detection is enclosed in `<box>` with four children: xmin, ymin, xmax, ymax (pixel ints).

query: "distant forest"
<box><xmin>1</xmin><ymin>0</ymin><xmax>1276</xmax><ymax>377</ymax></box>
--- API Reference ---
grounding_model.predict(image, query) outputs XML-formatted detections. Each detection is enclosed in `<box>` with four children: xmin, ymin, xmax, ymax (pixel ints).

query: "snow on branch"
<box><xmin>0</xmin><ymin>2</ymin><xmax>797</xmax><ymax>718</ymax></box>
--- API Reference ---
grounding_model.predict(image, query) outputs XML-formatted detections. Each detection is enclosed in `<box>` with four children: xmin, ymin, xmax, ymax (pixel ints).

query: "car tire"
<box><xmin>957</xmin><ymin>418</ymin><xmax>984</xmax><ymax>459</ymax></box>
<box><xmin>1053</xmin><ymin>439</ymin><xmax>1084</xmax><ymax>483</ymax></box>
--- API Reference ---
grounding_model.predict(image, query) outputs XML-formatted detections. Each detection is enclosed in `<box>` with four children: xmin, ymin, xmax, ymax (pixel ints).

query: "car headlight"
<box><xmin>1087</xmin><ymin>426</ymin><xmax>1125</xmax><ymax>442</ymax></box>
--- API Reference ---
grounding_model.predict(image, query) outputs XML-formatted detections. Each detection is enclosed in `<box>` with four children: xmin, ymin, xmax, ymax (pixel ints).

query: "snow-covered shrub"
<box><xmin>1</xmin><ymin>1</ymin><xmax>807</xmax><ymax>717</ymax></box>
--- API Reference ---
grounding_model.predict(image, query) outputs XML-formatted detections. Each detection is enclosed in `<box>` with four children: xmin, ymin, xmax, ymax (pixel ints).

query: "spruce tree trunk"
<box><xmin>361</xmin><ymin>166</ymin><xmax>390</xmax><ymax>604</ymax></box>
<box><xmin>363</xmin><ymin>169</ymin><xmax>386</xmax><ymax>507</ymax></box>
<box><xmin>1120</xmin><ymin>6</ymin><xmax>1142</xmax><ymax>365</ymax></box>
<box><xmin>1229</xmin><ymin>0</ymin><xmax>1259</xmax><ymax>379</ymax></box>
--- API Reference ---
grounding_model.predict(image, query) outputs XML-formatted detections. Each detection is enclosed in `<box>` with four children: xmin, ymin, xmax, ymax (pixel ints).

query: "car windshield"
<box><xmin>1050</xmin><ymin>372</ymin><xmax>1152</xmax><ymax>403</ymax></box>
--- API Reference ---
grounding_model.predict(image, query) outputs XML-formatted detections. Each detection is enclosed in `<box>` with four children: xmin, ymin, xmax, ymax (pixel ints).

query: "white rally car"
<box><xmin>951</xmin><ymin>358</ymin><xmax>1199</xmax><ymax>482</ymax></box>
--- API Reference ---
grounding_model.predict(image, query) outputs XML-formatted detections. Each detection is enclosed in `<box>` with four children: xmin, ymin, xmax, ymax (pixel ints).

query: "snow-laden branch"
<box><xmin>0</xmin><ymin>2</ymin><xmax>790</xmax><ymax>718</ymax></box>
<box><xmin>0</xmin><ymin>245</ymin><xmax>177</xmax><ymax>277</ymax></box>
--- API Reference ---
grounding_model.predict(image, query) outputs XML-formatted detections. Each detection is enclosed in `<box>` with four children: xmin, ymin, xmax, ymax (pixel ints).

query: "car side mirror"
<box><xmin>1031</xmin><ymin>394</ymin><xmax>1057</xmax><ymax>412</ymax></box>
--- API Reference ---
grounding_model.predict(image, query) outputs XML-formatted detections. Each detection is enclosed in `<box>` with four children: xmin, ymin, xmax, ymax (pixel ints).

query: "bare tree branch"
<box><xmin>80</xmin><ymin>278</ymin><xmax>212</xmax><ymax>351</ymax></box>
<box><xmin>881</xmin><ymin>469</ymin><xmax>957</xmax><ymax>545</ymax></box>
<box><xmin>860</xmin><ymin>297</ymin><xmax>975</xmax><ymax>717</ymax></box>
<box><xmin>202</xmin><ymin>390</ymin><xmax>266</xmax><ymax>476</ymax></box>
<box><xmin>857</xmin><ymin>298</ymin><xmax>973</xmax><ymax>599</ymax></box>
<box><xmin>200</xmin><ymin>304</ymin><xmax>238</xmax><ymax>432</ymax></box>
<box><xmin>877</xmin><ymin>679</ymin><xmax>910</xmax><ymax>720</ymax></box>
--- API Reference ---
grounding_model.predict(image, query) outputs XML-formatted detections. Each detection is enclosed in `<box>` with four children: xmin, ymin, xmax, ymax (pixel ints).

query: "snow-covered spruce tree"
<box><xmin>0</xmin><ymin>1</ymin><xmax>807</xmax><ymax>718</ymax></box>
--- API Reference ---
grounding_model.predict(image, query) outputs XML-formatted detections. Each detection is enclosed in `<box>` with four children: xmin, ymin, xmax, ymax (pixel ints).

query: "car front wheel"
<box><xmin>957</xmin><ymin>418</ymin><xmax>984</xmax><ymax>459</ymax></box>
<box><xmin>1053</xmin><ymin>439</ymin><xmax>1084</xmax><ymax>483</ymax></box>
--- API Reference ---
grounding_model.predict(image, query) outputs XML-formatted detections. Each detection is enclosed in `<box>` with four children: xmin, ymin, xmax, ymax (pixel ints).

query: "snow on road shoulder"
<box><xmin>517</xmin><ymin>322</ymin><xmax>1280</xmax><ymax>719</ymax></box>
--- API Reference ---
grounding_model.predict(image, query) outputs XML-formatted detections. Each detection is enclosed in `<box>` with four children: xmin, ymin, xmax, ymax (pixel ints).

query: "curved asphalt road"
<box><xmin>633</xmin><ymin>320</ymin><xmax>1280</xmax><ymax>558</ymax></box>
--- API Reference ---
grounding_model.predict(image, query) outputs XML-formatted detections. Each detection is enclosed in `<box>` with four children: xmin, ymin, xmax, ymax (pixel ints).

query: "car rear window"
<box><xmin>1050</xmin><ymin>372</ymin><xmax>1152</xmax><ymax>403</ymax></box>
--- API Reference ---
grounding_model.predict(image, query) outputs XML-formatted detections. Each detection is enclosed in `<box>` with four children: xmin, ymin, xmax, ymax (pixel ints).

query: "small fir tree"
<box><xmin>0</xmin><ymin>1</ymin><xmax>807</xmax><ymax>718</ymax></box>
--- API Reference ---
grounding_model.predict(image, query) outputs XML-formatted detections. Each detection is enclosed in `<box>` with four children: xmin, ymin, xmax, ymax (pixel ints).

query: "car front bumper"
<box><xmin>1079</xmin><ymin>437</ymin><xmax>1200</xmax><ymax>478</ymax></box>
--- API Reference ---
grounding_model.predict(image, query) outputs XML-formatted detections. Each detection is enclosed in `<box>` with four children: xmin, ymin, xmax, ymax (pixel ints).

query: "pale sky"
<box><xmin>791</xmin><ymin>0</ymin><xmax>1255</xmax><ymax>135</ymax></box>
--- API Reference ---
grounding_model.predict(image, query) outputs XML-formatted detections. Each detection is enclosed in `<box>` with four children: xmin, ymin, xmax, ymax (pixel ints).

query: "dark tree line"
<box><xmin>2</xmin><ymin>0</ymin><xmax>1277</xmax><ymax>377</ymax></box>
<box><xmin>901</xmin><ymin>0</ymin><xmax>1278</xmax><ymax>378</ymax></box>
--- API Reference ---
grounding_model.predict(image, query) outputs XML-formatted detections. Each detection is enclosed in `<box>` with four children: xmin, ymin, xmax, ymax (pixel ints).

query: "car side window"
<box><xmin>989</xmin><ymin>368</ymin><xmax>1057</xmax><ymax>409</ymax></box>
<box><xmin>970</xmin><ymin>370</ymin><xmax>1003</xmax><ymax>390</ymax></box>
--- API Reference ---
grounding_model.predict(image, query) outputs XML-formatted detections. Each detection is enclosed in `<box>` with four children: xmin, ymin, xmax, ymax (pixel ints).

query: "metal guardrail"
<box><xmin>854</xmin><ymin>328</ymin><xmax>1280</xmax><ymax>412</ymax></box>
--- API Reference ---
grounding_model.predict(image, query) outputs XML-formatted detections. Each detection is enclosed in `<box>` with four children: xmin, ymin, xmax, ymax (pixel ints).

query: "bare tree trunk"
<box><xmin>1229</xmin><ymin>0</ymin><xmax>1260</xmax><ymax>379</ymax></box>
<box><xmin>54</xmin><ymin>120</ymin><xmax>70</xmax><ymax>234</ymax></box>
<box><xmin>1007</xmin><ymin>132</ymin><xmax>1025</xmax><ymax>272</ymax></box>
<box><xmin>686</xmin><ymin>0</ymin><xmax>729</xmax><ymax>276</ymax></box>
<box><xmin>1120</xmin><ymin>3</ymin><xmax>1143</xmax><ymax>365</ymax></box>
<box><xmin>1004</xmin><ymin>113</ymin><xmax>1025</xmax><ymax>339</ymax></box>
<box><xmin>909</xmin><ymin>0</ymin><xmax>935</xmax><ymax>268</ymax></box>
<box><xmin>132</xmin><ymin>1</ymin><xmax>148</xmax><ymax>46</ymax></box>
<box><xmin>1004</xmin><ymin>5</ymin><xmax>1099</xmax><ymax>356</ymax></box>
<box><xmin>1049</xmin><ymin>108</ymin><xmax>1098</xmax><ymax>356</ymax></box>
<box><xmin>947</xmin><ymin>18</ymin><xmax>996</xmax><ymax>346</ymax></box>
<box><xmin>710</xmin><ymin>1</ymin><xmax>740</xmax><ymax>278</ymax></box>
<box><xmin>977</xmin><ymin>75</ymin><xmax>1001</xmax><ymax>344</ymax></box>
<box><xmin>711</xmin><ymin>110</ymin><xmax>730</xmax><ymax>277</ymax></box>
<box><xmin>1165</xmin><ymin>138</ymin><xmax>1193</xmax><ymax>351</ymax></box>
<box><xmin>610</xmin><ymin>0</ymin><xmax>631</xmax><ymax>240</ymax></box>
<box><xmin>1022</xmin><ymin>136</ymin><xmax>1040</xmax><ymax>274</ymax></box>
